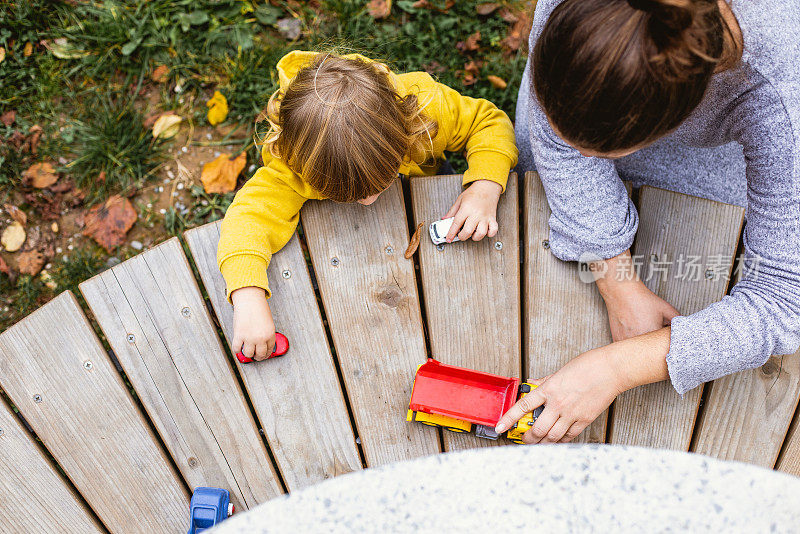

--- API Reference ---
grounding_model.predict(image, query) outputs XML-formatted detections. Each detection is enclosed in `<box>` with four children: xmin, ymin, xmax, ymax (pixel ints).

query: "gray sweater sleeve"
<box><xmin>667</xmin><ymin>79</ymin><xmax>800</xmax><ymax>393</ymax></box>
<box><xmin>529</xmin><ymin>96</ymin><xmax>639</xmax><ymax>261</ymax></box>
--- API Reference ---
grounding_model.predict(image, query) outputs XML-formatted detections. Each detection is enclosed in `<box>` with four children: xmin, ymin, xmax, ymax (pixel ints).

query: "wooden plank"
<box><xmin>80</xmin><ymin>238</ymin><xmax>282</xmax><ymax>511</ymax></box>
<box><xmin>523</xmin><ymin>171</ymin><xmax>610</xmax><ymax>443</ymax></box>
<box><xmin>0</xmin><ymin>399</ymin><xmax>103</xmax><ymax>533</ymax></box>
<box><xmin>301</xmin><ymin>181</ymin><xmax>441</xmax><ymax>466</ymax></box>
<box><xmin>410</xmin><ymin>174</ymin><xmax>520</xmax><ymax>450</ymax></box>
<box><xmin>777</xmin><ymin>394</ymin><xmax>800</xmax><ymax>475</ymax></box>
<box><xmin>610</xmin><ymin>186</ymin><xmax>744</xmax><ymax>450</ymax></box>
<box><xmin>696</xmin><ymin>353</ymin><xmax>800</xmax><ymax>467</ymax></box>
<box><xmin>184</xmin><ymin>222</ymin><xmax>362</xmax><ymax>489</ymax></box>
<box><xmin>695</xmin><ymin>256</ymin><xmax>800</xmax><ymax>467</ymax></box>
<box><xmin>0</xmin><ymin>292</ymin><xmax>189</xmax><ymax>533</ymax></box>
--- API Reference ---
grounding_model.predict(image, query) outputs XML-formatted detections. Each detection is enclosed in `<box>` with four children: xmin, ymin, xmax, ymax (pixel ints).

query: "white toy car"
<box><xmin>429</xmin><ymin>217</ymin><xmax>460</xmax><ymax>245</ymax></box>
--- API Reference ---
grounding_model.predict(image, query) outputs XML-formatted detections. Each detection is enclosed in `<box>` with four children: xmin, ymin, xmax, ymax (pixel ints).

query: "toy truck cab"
<box><xmin>188</xmin><ymin>487</ymin><xmax>234</xmax><ymax>533</ymax></box>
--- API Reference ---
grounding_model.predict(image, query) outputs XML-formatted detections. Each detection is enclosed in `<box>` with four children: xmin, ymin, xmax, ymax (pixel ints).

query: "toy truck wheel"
<box><xmin>228</xmin><ymin>503</ymin><xmax>235</xmax><ymax>516</ymax></box>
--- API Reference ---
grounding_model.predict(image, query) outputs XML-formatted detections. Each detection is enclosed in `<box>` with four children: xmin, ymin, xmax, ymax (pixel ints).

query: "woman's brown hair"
<box><xmin>533</xmin><ymin>0</ymin><xmax>742</xmax><ymax>153</ymax></box>
<box><xmin>262</xmin><ymin>53</ymin><xmax>438</xmax><ymax>202</ymax></box>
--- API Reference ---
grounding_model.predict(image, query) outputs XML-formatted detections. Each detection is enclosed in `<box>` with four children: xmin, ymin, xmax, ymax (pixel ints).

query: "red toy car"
<box><xmin>236</xmin><ymin>332</ymin><xmax>289</xmax><ymax>363</ymax></box>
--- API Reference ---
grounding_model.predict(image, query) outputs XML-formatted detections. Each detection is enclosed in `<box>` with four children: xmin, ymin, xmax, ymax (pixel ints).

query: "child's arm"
<box><xmin>217</xmin><ymin>158</ymin><xmax>310</xmax><ymax>359</ymax></box>
<box><xmin>436</xmin><ymin>82</ymin><xmax>518</xmax><ymax>242</ymax></box>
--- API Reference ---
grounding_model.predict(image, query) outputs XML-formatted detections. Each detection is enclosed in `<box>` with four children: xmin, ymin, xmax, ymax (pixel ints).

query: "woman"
<box><xmin>496</xmin><ymin>0</ymin><xmax>800</xmax><ymax>443</ymax></box>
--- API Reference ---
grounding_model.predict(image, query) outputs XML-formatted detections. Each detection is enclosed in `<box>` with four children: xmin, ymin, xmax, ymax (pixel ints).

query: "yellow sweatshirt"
<box><xmin>217</xmin><ymin>50</ymin><xmax>518</xmax><ymax>300</ymax></box>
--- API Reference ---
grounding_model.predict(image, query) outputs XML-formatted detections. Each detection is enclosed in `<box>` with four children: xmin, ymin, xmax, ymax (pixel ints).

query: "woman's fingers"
<box><xmin>523</xmin><ymin>406</ymin><xmax>558</xmax><ymax>444</ymax></box>
<box><xmin>539</xmin><ymin>418</ymin><xmax>573</xmax><ymax>444</ymax></box>
<box><xmin>495</xmin><ymin>390</ymin><xmax>546</xmax><ymax>433</ymax></box>
<box><xmin>558</xmin><ymin>422</ymin><xmax>586</xmax><ymax>443</ymax></box>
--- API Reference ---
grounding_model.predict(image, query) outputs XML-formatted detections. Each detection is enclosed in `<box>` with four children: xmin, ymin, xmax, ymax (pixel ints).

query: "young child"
<box><xmin>217</xmin><ymin>50</ymin><xmax>518</xmax><ymax>360</ymax></box>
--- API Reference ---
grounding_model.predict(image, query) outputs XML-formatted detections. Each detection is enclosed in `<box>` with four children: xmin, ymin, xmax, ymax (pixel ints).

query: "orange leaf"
<box><xmin>17</xmin><ymin>250</ymin><xmax>46</xmax><ymax>276</ymax></box>
<box><xmin>22</xmin><ymin>162</ymin><xmax>58</xmax><ymax>189</ymax></box>
<box><xmin>23</xmin><ymin>42</ymin><xmax>33</xmax><ymax>57</ymax></box>
<box><xmin>457</xmin><ymin>31</ymin><xmax>481</xmax><ymax>53</ymax></box>
<box><xmin>4</xmin><ymin>204</ymin><xmax>27</xmax><ymax>226</ymax></box>
<box><xmin>151</xmin><ymin>64</ymin><xmax>169</xmax><ymax>83</ymax></box>
<box><xmin>367</xmin><ymin>0</ymin><xmax>391</xmax><ymax>19</ymax></box>
<box><xmin>201</xmin><ymin>152</ymin><xmax>247</xmax><ymax>194</ymax></box>
<box><xmin>82</xmin><ymin>195</ymin><xmax>138</xmax><ymax>252</ymax></box>
<box><xmin>487</xmin><ymin>75</ymin><xmax>507</xmax><ymax>89</ymax></box>
<box><xmin>0</xmin><ymin>255</ymin><xmax>10</xmax><ymax>275</ymax></box>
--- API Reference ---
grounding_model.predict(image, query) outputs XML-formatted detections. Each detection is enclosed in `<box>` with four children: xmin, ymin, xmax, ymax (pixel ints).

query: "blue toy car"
<box><xmin>188</xmin><ymin>487</ymin><xmax>234</xmax><ymax>533</ymax></box>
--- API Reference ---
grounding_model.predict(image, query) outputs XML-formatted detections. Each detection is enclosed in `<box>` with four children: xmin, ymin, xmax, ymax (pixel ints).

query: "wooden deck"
<box><xmin>1</xmin><ymin>171</ymin><xmax>799</xmax><ymax>532</ymax></box>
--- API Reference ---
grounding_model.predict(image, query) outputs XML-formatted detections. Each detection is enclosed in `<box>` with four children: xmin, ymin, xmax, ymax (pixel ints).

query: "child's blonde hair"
<box><xmin>262</xmin><ymin>53</ymin><xmax>438</xmax><ymax>202</ymax></box>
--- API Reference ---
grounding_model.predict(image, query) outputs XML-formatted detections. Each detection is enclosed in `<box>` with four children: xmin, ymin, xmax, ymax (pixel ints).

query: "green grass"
<box><xmin>0</xmin><ymin>0</ymin><xmax>530</xmax><ymax>329</ymax></box>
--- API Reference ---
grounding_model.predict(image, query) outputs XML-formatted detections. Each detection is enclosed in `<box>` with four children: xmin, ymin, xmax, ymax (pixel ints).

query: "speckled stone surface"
<box><xmin>214</xmin><ymin>445</ymin><xmax>800</xmax><ymax>533</ymax></box>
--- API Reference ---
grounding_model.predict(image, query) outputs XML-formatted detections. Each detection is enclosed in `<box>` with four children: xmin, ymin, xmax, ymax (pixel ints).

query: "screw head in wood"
<box><xmin>542</xmin><ymin>240</ymin><xmax>550</xmax><ymax>250</ymax></box>
<box><xmin>385</xmin><ymin>246</ymin><xmax>394</xmax><ymax>255</ymax></box>
<box><xmin>127</xmin><ymin>333</ymin><xmax>136</xmax><ymax>343</ymax></box>
<box><xmin>494</xmin><ymin>241</ymin><xmax>503</xmax><ymax>250</ymax></box>
<box><xmin>181</xmin><ymin>307</ymin><xmax>191</xmax><ymax>317</ymax></box>
<box><xmin>704</xmin><ymin>269</ymin><xmax>714</xmax><ymax>280</ymax></box>
<box><xmin>436</xmin><ymin>244</ymin><xmax>445</xmax><ymax>251</ymax></box>
<box><xmin>33</xmin><ymin>394</ymin><xmax>42</xmax><ymax>403</ymax></box>
<box><xmin>188</xmin><ymin>457</ymin><xmax>199</xmax><ymax>468</ymax></box>
<box><xmin>83</xmin><ymin>361</ymin><xmax>93</xmax><ymax>370</ymax></box>
<box><xmin>331</xmin><ymin>257</ymin><xmax>340</xmax><ymax>267</ymax></box>
<box><xmin>281</xmin><ymin>269</ymin><xmax>291</xmax><ymax>279</ymax></box>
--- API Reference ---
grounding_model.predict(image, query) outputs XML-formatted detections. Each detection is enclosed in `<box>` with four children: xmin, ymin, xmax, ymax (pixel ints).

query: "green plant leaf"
<box><xmin>120</xmin><ymin>37</ymin><xmax>142</xmax><ymax>56</ymax></box>
<box><xmin>255</xmin><ymin>4</ymin><xmax>282</xmax><ymax>26</ymax></box>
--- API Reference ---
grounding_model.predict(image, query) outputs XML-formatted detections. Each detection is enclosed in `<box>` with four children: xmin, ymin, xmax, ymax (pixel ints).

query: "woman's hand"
<box><xmin>443</xmin><ymin>180</ymin><xmax>503</xmax><ymax>242</ymax></box>
<box><xmin>495</xmin><ymin>347</ymin><xmax>624</xmax><ymax>443</ymax></box>
<box><xmin>593</xmin><ymin>251</ymin><xmax>680</xmax><ymax>342</ymax></box>
<box><xmin>231</xmin><ymin>286</ymin><xmax>276</xmax><ymax>361</ymax></box>
<box><xmin>495</xmin><ymin>328</ymin><xmax>672</xmax><ymax>443</ymax></box>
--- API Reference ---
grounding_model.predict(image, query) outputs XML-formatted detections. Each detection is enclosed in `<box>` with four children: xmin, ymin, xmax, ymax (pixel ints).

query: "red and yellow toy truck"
<box><xmin>407</xmin><ymin>359</ymin><xmax>543</xmax><ymax>443</ymax></box>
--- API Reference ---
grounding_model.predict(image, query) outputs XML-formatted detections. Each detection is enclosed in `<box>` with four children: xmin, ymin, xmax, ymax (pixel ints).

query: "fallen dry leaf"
<box><xmin>487</xmin><ymin>75</ymin><xmax>507</xmax><ymax>89</ymax></box>
<box><xmin>151</xmin><ymin>64</ymin><xmax>169</xmax><ymax>83</ymax></box>
<box><xmin>476</xmin><ymin>2</ymin><xmax>499</xmax><ymax>15</ymax></box>
<box><xmin>22</xmin><ymin>162</ymin><xmax>58</xmax><ymax>188</ymax></box>
<box><xmin>501</xmin><ymin>8</ymin><xmax>533</xmax><ymax>53</ymax></box>
<box><xmin>368</xmin><ymin>0</ymin><xmax>391</xmax><ymax>18</ymax></box>
<box><xmin>83</xmin><ymin>195</ymin><xmax>138</xmax><ymax>252</ymax></box>
<box><xmin>0</xmin><ymin>110</ymin><xmax>15</xmax><ymax>126</ymax></box>
<box><xmin>97</xmin><ymin>170</ymin><xmax>106</xmax><ymax>183</ymax></box>
<box><xmin>0</xmin><ymin>255</ymin><xmax>10</xmax><ymax>275</ymax></box>
<box><xmin>405</xmin><ymin>222</ymin><xmax>424</xmax><ymax>259</ymax></box>
<box><xmin>0</xmin><ymin>47</ymin><xmax>5</xmax><ymax>64</ymax></box>
<box><xmin>24</xmin><ymin>125</ymin><xmax>43</xmax><ymax>154</ymax></box>
<box><xmin>4</xmin><ymin>204</ymin><xmax>27</xmax><ymax>226</ymax></box>
<box><xmin>457</xmin><ymin>31</ymin><xmax>481</xmax><ymax>53</ymax></box>
<box><xmin>206</xmin><ymin>90</ymin><xmax>229</xmax><ymax>126</ymax></box>
<box><xmin>201</xmin><ymin>152</ymin><xmax>247</xmax><ymax>194</ymax></box>
<box><xmin>152</xmin><ymin>113</ymin><xmax>182</xmax><ymax>139</ymax></box>
<box><xmin>462</xmin><ymin>60</ymin><xmax>482</xmax><ymax>86</ymax></box>
<box><xmin>17</xmin><ymin>250</ymin><xmax>46</xmax><ymax>276</ymax></box>
<box><xmin>1</xmin><ymin>222</ymin><xmax>26</xmax><ymax>252</ymax></box>
<box><xmin>23</xmin><ymin>42</ymin><xmax>33</xmax><ymax>57</ymax></box>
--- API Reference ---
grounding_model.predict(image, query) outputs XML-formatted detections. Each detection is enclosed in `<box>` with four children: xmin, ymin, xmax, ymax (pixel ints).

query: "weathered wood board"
<box><xmin>610</xmin><ymin>186</ymin><xmax>744</xmax><ymax>450</ymax></box>
<box><xmin>301</xmin><ymin>181</ymin><xmax>441</xmax><ymax>466</ymax></box>
<box><xmin>80</xmin><ymin>238</ymin><xmax>282</xmax><ymax>511</ymax></box>
<box><xmin>523</xmin><ymin>171</ymin><xmax>611</xmax><ymax>443</ymax></box>
<box><xmin>694</xmin><ymin>258</ymin><xmax>800</xmax><ymax>466</ymax></box>
<box><xmin>0</xmin><ymin>398</ymin><xmax>103</xmax><ymax>533</ymax></box>
<box><xmin>184</xmin><ymin>222</ymin><xmax>363</xmax><ymax>489</ymax></box>
<box><xmin>411</xmin><ymin>174</ymin><xmax>520</xmax><ymax>450</ymax></box>
<box><xmin>0</xmin><ymin>292</ymin><xmax>189</xmax><ymax>533</ymax></box>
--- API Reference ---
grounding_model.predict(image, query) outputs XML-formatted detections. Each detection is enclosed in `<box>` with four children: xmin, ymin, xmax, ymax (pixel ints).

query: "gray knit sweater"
<box><xmin>515</xmin><ymin>0</ymin><xmax>800</xmax><ymax>394</ymax></box>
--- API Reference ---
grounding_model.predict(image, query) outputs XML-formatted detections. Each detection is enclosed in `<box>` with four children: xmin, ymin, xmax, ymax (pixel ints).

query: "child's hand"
<box><xmin>443</xmin><ymin>180</ymin><xmax>503</xmax><ymax>242</ymax></box>
<box><xmin>231</xmin><ymin>286</ymin><xmax>276</xmax><ymax>361</ymax></box>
